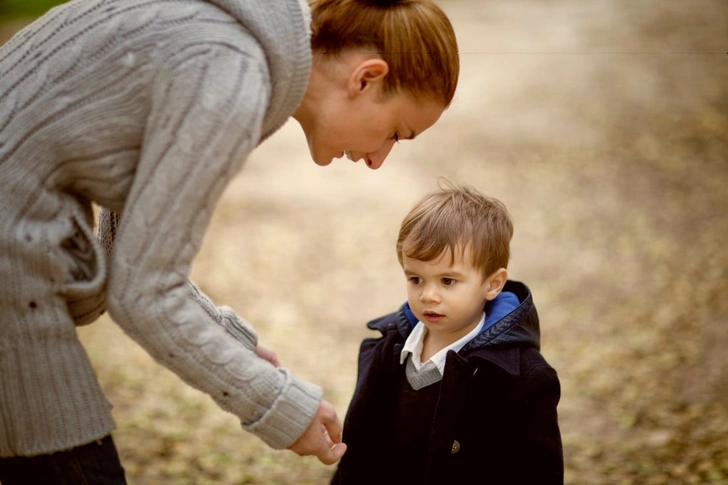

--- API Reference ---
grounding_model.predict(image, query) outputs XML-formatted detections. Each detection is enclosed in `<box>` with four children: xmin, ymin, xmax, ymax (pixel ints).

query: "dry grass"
<box><xmin>4</xmin><ymin>0</ymin><xmax>728</xmax><ymax>483</ymax></box>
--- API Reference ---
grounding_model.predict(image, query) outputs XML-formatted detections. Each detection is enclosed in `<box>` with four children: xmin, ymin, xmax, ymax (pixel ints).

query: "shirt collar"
<box><xmin>400</xmin><ymin>312</ymin><xmax>486</xmax><ymax>375</ymax></box>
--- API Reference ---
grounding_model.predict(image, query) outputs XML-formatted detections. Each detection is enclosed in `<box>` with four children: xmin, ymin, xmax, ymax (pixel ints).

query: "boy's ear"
<box><xmin>347</xmin><ymin>58</ymin><xmax>388</xmax><ymax>97</ymax></box>
<box><xmin>484</xmin><ymin>268</ymin><xmax>508</xmax><ymax>301</ymax></box>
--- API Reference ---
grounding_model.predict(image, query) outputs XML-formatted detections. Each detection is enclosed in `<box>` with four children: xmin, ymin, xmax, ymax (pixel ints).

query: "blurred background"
<box><xmin>2</xmin><ymin>0</ymin><xmax>726</xmax><ymax>483</ymax></box>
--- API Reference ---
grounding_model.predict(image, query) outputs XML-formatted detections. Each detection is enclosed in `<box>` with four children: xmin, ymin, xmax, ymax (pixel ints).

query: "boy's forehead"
<box><xmin>403</xmin><ymin>245</ymin><xmax>477</xmax><ymax>271</ymax></box>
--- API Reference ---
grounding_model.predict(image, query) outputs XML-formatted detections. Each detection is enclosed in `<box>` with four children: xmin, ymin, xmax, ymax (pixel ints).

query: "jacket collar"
<box><xmin>454</xmin><ymin>346</ymin><xmax>522</xmax><ymax>376</ymax></box>
<box><xmin>464</xmin><ymin>280</ymin><xmax>541</xmax><ymax>351</ymax></box>
<box><xmin>395</xmin><ymin>280</ymin><xmax>541</xmax><ymax>350</ymax></box>
<box><xmin>381</xmin><ymin>280</ymin><xmax>540</xmax><ymax>376</ymax></box>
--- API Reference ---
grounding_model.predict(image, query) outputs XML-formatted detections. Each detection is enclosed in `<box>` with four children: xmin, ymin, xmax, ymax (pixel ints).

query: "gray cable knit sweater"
<box><xmin>0</xmin><ymin>0</ymin><xmax>319</xmax><ymax>457</ymax></box>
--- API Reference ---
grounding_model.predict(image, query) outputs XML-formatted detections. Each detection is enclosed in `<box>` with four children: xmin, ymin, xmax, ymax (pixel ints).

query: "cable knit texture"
<box><xmin>0</xmin><ymin>0</ymin><xmax>318</xmax><ymax>457</ymax></box>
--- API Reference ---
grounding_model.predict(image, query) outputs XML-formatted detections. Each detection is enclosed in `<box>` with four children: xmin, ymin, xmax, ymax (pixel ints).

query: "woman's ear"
<box><xmin>484</xmin><ymin>268</ymin><xmax>508</xmax><ymax>301</ymax></box>
<box><xmin>347</xmin><ymin>58</ymin><xmax>389</xmax><ymax>97</ymax></box>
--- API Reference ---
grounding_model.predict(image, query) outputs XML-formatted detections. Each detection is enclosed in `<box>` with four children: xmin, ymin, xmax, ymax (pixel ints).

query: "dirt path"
<box><xmin>206</xmin><ymin>1</ymin><xmax>728</xmax><ymax>482</ymax></box>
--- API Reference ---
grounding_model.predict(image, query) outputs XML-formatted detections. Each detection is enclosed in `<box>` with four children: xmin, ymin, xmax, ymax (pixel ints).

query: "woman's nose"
<box><xmin>364</xmin><ymin>139</ymin><xmax>396</xmax><ymax>170</ymax></box>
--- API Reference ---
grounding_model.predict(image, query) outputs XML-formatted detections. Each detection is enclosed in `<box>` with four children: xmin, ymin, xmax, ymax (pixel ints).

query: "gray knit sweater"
<box><xmin>0</xmin><ymin>0</ymin><xmax>318</xmax><ymax>457</ymax></box>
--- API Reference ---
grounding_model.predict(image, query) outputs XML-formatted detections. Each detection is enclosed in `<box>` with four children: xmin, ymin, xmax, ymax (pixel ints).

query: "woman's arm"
<box><xmin>105</xmin><ymin>39</ymin><xmax>321</xmax><ymax>450</ymax></box>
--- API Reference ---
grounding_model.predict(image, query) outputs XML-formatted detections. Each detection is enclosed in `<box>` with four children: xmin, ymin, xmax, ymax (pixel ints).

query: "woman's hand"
<box><xmin>288</xmin><ymin>399</ymin><xmax>347</xmax><ymax>465</ymax></box>
<box><xmin>254</xmin><ymin>344</ymin><xmax>280</xmax><ymax>367</ymax></box>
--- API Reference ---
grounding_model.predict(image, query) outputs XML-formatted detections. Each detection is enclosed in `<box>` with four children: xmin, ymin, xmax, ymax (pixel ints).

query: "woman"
<box><xmin>0</xmin><ymin>0</ymin><xmax>459</xmax><ymax>482</ymax></box>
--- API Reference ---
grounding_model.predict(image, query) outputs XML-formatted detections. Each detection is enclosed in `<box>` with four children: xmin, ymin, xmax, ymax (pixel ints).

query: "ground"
<box><xmin>2</xmin><ymin>0</ymin><xmax>727</xmax><ymax>483</ymax></box>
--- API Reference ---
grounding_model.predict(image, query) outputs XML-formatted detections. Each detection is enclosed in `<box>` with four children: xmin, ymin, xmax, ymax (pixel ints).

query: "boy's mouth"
<box><xmin>423</xmin><ymin>311</ymin><xmax>444</xmax><ymax>323</ymax></box>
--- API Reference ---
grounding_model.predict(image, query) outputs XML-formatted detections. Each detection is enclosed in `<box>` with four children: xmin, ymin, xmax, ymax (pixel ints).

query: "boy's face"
<box><xmin>402</xmin><ymin>247</ymin><xmax>505</xmax><ymax>346</ymax></box>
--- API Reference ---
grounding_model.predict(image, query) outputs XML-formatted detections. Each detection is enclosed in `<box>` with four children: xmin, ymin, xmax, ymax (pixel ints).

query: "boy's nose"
<box><xmin>420</xmin><ymin>285</ymin><xmax>440</xmax><ymax>303</ymax></box>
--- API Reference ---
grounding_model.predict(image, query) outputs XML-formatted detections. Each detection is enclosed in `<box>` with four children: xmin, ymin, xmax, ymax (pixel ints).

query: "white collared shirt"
<box><xmin>400</xmin><ymin>312</ymin><xmax>486</xmax><ymax>376</ymax></box>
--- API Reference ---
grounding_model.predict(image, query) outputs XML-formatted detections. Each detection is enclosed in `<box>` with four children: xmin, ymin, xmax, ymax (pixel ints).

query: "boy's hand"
<box><xmin>288</xmin><ymin>399</ymin><xmax>347</xmax><ymax>465</ymax></box>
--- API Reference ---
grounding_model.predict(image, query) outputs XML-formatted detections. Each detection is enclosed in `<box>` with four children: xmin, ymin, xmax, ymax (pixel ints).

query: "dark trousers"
<box><xmin>0</xmin><ymin>435</ymin><xmax>127</xmax><ymax>485</ymax></box>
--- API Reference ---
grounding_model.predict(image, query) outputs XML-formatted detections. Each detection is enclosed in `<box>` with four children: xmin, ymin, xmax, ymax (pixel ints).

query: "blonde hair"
<box><xmin>309</xmin><ymin>0</ymin><xmax>459</xmax><ymax>107</ymax></box>
<box><xmin>396</xmin><ymin>181</ymin><xmax>513</xmax><ymax>278</ymax></box>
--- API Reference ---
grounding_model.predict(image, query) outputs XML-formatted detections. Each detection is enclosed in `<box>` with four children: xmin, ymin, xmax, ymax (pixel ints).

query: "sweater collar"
<box><xmin>205</xmin><ymin>0</ymin><xmax>312</xmax><ymax>140</ymax></box>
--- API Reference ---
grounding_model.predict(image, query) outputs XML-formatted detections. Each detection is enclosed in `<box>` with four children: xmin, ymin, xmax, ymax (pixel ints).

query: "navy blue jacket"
<box><xmin>331</xmin><ymin>280</ymin><xmax>564</xmax><ymax>485</ymax></box>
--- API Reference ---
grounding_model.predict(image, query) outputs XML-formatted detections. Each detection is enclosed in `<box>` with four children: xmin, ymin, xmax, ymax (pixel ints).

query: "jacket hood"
<box><xmin>397</xmin><ymin>280</ymin><xmax>541</xmax><ymax>352</ymax></box>
<box><xmin>206</xmin><ymin>0</ymin><xmax>312</xmax><ymax>140</ymax></box>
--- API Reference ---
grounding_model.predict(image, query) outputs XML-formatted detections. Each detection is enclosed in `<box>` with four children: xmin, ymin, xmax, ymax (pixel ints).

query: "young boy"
<box><xmin>331</xmin><ymin>183</ymin><xmax>564</xmax><ymax>485</ymax></box>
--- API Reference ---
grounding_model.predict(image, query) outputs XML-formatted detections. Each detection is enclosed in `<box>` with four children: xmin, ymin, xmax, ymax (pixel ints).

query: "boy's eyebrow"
<box><xmin>403</xmin><ymin>268</ymin><xmax>465</xmax><ymax>278</ymax></box>
<box><xmin>439</xmin><ymin>270</ymin><xmax>465</xmax><ymax>278</ymax></box>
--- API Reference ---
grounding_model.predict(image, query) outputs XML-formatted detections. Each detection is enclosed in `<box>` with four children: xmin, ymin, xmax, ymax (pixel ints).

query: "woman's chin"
<box><xmin>311</xmin><ymin>152</ymin><xmax>335</xmax><ymax>167</ymax></box>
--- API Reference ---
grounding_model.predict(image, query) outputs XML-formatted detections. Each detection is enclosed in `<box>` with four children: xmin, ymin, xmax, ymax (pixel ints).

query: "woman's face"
<box><xmin>314</xmin><ymin>91</ymin><xmax>444</xmax><ymax>170</ymax></box>
<box><xmin>295</xmin><ymin>56</ymin><xmax>446</xmax><ymax>170</ymax></box>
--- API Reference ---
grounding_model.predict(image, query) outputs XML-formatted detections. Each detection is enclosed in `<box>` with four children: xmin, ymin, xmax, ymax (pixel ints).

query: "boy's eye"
<box><xmin>409</xmin><ymin>276</ymin><xmax>423</xmax><ymax>284</ymax></box>
<box><xmin>441</xmin><ymin>278</ymin><xmax>456</xmax><ymax>286</ymax></box>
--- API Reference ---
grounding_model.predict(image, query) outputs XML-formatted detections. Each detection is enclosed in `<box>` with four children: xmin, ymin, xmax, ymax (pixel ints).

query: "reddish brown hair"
<box><xmin>309</xmin><ymin>0</ymin><xmax>459</xmax><ymax>107</ymax></box>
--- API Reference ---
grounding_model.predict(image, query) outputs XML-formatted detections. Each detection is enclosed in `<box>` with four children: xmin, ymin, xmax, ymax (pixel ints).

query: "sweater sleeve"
<box><xmin>94</xmin><ymin>208</ymin><xmax>259</xmax><ymax>348</ymax></box>
<box><xmin>187</xmin><ymin>279</ymin><xmax>258</xmax><ymax>350</ymax></box>
<box><xmin>105</xmin><ymin>41</ymin><xmax>321</xmax><ymax>449</ymax></box>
